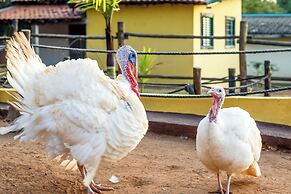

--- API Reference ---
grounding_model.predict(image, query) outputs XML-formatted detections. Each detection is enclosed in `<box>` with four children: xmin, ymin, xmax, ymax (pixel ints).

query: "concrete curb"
<box><xmin>147</xmin><ymin>111</ymin><xmax>291</xmax><ymax>150</ymax></box>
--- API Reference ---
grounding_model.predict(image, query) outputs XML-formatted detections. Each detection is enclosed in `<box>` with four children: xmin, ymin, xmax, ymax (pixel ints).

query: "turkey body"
<box><xmin>197</xmin><ymin>107</ymin><xmax>261</xmax><ymax>175</ymax></box>
<box><xmin>196</xmin><ymin>86</ymin><xmax>262</xmax><ymax>194</ymax></box>
<box><xmin>0</xmin><ymin>33</ymin><xmax>148</xmax><ymax>191</ymax></box>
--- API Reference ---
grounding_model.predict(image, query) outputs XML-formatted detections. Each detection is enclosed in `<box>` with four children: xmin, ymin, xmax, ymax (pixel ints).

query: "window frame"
<box><xmin>225</xmin><ymin>16</ymin><xmax>236</xmax><ymax>48</ymax></box>
<box><xmin>201</xmin><ymin>13</ymin><xmax>214</xmax><ymax>49</ymax></box>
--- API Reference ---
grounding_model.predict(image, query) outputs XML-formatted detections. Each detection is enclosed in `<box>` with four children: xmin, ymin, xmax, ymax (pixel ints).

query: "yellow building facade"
<box><xmin>86</xmin><ymin>0</ymin><xmax>241</xmax><ymax>83</ymax></box>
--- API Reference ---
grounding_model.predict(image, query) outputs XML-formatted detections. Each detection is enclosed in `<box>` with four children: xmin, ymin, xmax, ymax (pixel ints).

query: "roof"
<box><xmin>11</xmin><ymin>0</ymin><xmax>68</xmax><ymax>3</ymax></box>
<box><xmin>0</xmin><ymin>5</ymin><xmax>81</xmax><ymax>21</ymax></box>
<box><xmin>243</xmin><ymin>14</ymin><xmax>291</xmax><ymax>38</ymax></box>
<box><xmin>120</xmin><ymin>0</ymin><xmax>208</xmax><ymax>5</ymax></box>
<box><xmin>11</xmin><ymin>0</ymin><xmax>211</xmax><ymax>4</ymax></box>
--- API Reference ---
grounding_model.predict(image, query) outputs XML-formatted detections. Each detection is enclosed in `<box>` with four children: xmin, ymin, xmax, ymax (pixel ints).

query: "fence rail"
<box><xmin>31</xmin><ymin>44</ymin><xmax>291</xmax><ymax>55</ymax></box>
<box><xmin>140</xmin><ymin>86</ymin><xmax>291</xmax><ymax>98</ymax></box>
<box><xmin>0</xmin><ymin>36</ymin><xmax>9</xmax><ymax>41</ymax></box>
<box><xmin>124</xmin><ymin>32</ymin><xmax>239</xmax><ymax>39</ymax></box>
<box><xmin>7</xmin><ymin>33</ymin><xmax>239</xmax><ymax>40</ymax></box>
<box><xmin>31</xmin><ymin>33</ymin><xmax>107</xmax><ymax>40</ymax></box>
<box><xmin>29</xmin><ymin>33</ymin><xmax>240</xmax><ymax>40</ymax></box>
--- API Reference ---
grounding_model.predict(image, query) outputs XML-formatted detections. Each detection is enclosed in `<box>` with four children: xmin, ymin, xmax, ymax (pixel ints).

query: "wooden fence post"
<box><xmin>21</xmin><ymin>29</ymin><xmax>31</xmax><ymax>43</ymax></box>
<box><xmin>117</xmin><ymin>21</ymin><xmax>125</xmax><ymax>47</ymax></box>
<box><xmin>193</xmin><ymin>67</ymin><xmax>201</xmax><ymax>95</ymax></box>
<box><xmin>264</xmin><ymin>60</ymin><xmax>271</xmax><ymax>97</ymax></box>
<box><xmin>239</xmin><ymin>21</ymin><xmax>248</xmax><ymax>92</ymax></box>
<box><xmin>228</xmin><ymin>68</ymin><xmax>236</xmax><ymax>94</ymax></box>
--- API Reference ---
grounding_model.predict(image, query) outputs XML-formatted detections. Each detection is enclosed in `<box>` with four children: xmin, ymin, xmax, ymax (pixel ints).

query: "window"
<box><xmin>201</xmin><ymin>14</ymin><xmax>214</xmax><ymax>49</ymax></box>
<box><xmin>225</xmin><ymin>17</ymin><xmax>235</xmax><ymax>47</ymax></box>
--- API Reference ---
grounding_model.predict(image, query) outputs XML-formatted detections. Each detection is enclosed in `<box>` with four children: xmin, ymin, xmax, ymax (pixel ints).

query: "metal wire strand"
<box><xmin>31</xmin><ymin>44</ymin><xmax>291</xmax><ymax>55</ymax></box>
<box><xmin>125</xmin><ymin>32</ymin><xmax>239</xmax><ymax>39</ymax></box>
<box><xmin>140</xmin><ymin>86</ymin><xmax>291</xmax><ymax>98</ymax></box>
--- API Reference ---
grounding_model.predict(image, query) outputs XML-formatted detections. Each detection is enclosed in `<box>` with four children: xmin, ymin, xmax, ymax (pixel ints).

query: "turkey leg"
<box><xmin>77</xmin><ymin>162</ymin><xmax>114</xmax><ymax>194</ymax></box>
<box><xmin>208</xmin><ymin>173</ymin><xmax>225</xmax><ymax>194</ymax></box>
<box><xmin>225</xmin><ymin>174</ymin><xmax>232</xmax><ymax>194</ymax></box>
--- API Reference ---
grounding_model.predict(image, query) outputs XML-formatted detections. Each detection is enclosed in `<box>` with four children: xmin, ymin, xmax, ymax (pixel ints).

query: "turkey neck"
<box><xmin>208</xmin><ymin>96</ymin><xmax>224</xmax><ymax>122</ymax></box>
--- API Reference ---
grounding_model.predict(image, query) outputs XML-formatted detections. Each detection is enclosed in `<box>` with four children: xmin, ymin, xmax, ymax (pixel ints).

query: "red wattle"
<box><xmin>126</xmin><ymin>63</ymin><xmax>139</xmax><ymax>97</ymax></box>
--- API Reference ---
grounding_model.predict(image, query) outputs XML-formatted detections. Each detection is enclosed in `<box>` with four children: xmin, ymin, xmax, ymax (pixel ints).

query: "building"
<box><xmin>243</xmin><ymin>14</ymin><xmax>291</xmax><ymax>78</ymax></box>
<box><xmin>86</xmin><ymin>0</ymin><xmax>242</xmax><ymax>83</ymax></box>
<box><xmin>0</xmin><ymin>0</ymin><xmax>84</xmax><ymax>65</ymax></box>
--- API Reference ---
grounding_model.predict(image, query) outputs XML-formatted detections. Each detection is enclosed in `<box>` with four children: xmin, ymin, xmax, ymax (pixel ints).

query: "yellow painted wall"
<box><xmin>86</xmin><ymin>1</ymin><xmax>242</xmax><ymax>84</ymax></box>
<box><xmin>193</xmin><ymin>0</ymin><xmax>241</xmax><ymax>79</ymax></box>
<box><xmin>86</xmin><ymin>4</ymin><xmax>194</xmax><ymax>83</ymax></box>
<box><xmin>0</xmin><ymin>88</ymin><xmax>17</xmax><ymax>103</ymax></box>
<box><xmin>141</xmin><ymin>96</ymin><xmax>291</xmax><ymax>126</ymax></box>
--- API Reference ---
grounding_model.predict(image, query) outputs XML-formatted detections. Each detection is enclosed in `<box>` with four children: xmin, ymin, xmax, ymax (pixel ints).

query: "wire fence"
<box><xmin>0</xmin><ymin>32</ymin><xmax>291</xmax><ymax>97</ymax></box>
<box><xmin>125</xmin><ymin>32</ymin><xmax>240</xmax><ymax>39</ymax></box>
<box><xmin>31</xmin><ymin>33</ymin><xmax>107</xmax><ymax>40</ymax></box>
<box><xmin>28</xmin><ymin>32</ymin><xmax>240</xmax><ymax>40</ymax></box>
<box><xmin>140</xmin><ymin>86</ymin><xmax>291</xmax><ymax>98</ymax></box>
<box><xmin>31</xmin><ymin>44</ymin><xmax>291</xmax><ymax>55</ymax></box>
<box><xmin>202</xmin><ymin>75</ymin><xmax>268</xmax><ymax>90</ymax></box>
<box><xmin>138</xmin><ymin>74</ymin><xmax>268</xmax><ymax>95</ymax></box>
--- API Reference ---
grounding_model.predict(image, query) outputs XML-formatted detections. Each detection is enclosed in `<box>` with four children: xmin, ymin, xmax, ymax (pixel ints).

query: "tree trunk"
<box><xmin>105</xmin><ymin>22</ymin><xmax>115</xmax><ymax>78</ymax></box>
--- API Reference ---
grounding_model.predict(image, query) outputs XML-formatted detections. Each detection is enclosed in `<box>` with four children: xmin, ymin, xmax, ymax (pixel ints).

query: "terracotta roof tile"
<box><xmin>12</xmin><ymin>0</ymin><xmax>207</xmax><ymax>3</ymax></box>
<box><xmin>0</xmin><ymin>5</ymin><xmax>81</xmax><ymax>20</ymax></box>
<box><xmin>12</xmin><ymin>0</ymin><xmax>38</xmax><ymax>1</ymax></box>
<box><xmin>11</xmin><ymin>0</ymin><xmax>67</xmax><ymax>3</ymax></box>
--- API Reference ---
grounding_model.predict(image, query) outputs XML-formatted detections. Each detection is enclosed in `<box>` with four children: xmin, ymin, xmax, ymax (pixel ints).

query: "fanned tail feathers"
<box><xmin>242</xmin><ymin>161</ymin><xmax>261</xmax><ymax>177</ymax></box>
<box><xmin>6</xmin><ymin>32</ymin><xmax>45</xmax><ymax>96</ymax></box>
<box><xmin>0</xmin><ymin>32</ymin><xmax>45</xmax><ymax>135</ymax></box>
<box><xmin>53</xmin><ymin>155</ymin><xmax>78</xmax><ymax>171</ymax></box>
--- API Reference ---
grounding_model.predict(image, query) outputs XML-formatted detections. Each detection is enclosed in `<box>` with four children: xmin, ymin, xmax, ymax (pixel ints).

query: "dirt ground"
<box><xmin>0</xmin><ymin>124</ymin><xmax>291</xmax><ymax>194</ymax></box>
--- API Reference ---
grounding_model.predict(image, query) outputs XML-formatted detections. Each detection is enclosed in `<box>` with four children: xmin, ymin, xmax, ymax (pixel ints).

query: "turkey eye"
<box><xmin>218</xmin><ymin>89</ymin><xmax>222</xmax><ymax>92</ymax></box>
<box><xmin>131</xmin><ymin>53</ymin><xmax>136</xmax><ymax>58</ymax></box>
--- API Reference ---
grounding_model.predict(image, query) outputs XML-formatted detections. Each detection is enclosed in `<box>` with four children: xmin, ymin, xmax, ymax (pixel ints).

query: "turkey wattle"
<box><xmin>196</xmin><ymin>86</ymin><xmax>262</xmax><ymax>194</ymax></box>
<box><xmin>0</xmin><ymin>32</ymin><xmax>148</xmax><ymax>194</ymax></box>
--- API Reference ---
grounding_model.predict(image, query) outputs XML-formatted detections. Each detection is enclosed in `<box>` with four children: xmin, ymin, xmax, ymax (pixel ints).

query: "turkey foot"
<box><xmin>208</xmin><ymin>189</ymin><xmax>233</xmax><ymax>194</ymax></box>
<box><xmin>91</xmin><ymin>182</ymin><xmax>114</xmax><ymax>191</ymax></box>
<box><xmin>208</xmin><ymin>189</ymin><xmax>225</xmax><ymax>194</ymax></box>
<box><xmin>209</xmin><ymin>173</ymin><xmax>225</xmax><ymax>194</ymax></box>
<box><xmin>78</xmin><ymin>162</ymin><xmax>114</xmax><ymax>194</ymax></box>
<box><xmin>86</xmin><ymin>182</ymin><xmax>114</xmax><ymax>194</ymax></box>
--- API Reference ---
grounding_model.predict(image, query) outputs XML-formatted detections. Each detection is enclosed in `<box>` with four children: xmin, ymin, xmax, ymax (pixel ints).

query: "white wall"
<box><xmin>246</xmin><ymin>44</ymin><xmax>291</xmax><ymax>77</ymax></box>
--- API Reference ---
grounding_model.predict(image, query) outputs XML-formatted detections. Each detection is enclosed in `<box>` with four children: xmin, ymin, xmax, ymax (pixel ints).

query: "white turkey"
<box><xmin>0</xmin><ymin>32</ymin><xmax>148</xmax><ymax>194</ymax></box>
<box><xmin>196</xmin><ymin>86</ymin><xmax>262</xmax><ymax>194</ymax></box>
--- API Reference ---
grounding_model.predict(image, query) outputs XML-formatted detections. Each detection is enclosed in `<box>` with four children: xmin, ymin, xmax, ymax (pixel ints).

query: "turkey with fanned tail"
<box><xmin>0</xmin><ymin>32</ymin><xmax>148</xmax><ymax>194</ymax></box>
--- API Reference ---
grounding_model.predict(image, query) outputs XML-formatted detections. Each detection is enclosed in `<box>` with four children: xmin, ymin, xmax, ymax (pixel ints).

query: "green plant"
<box><xmin>68</xmin><ymin>0</ymin><xmax>121</xmax><ymax>78</ymax></box>
<box><xmin>248</xmin><ymin>61</ymin><xmax>279</xmax><ymax>75</ymax></box>
<box><xmin>243</xmin><ymin>0</ymin><xmax>286</xmax><ymax>14</ymax></box>
<box><xmin>138</xmin><ymin>47</ymin><xmax>161</xmax><ymax>83</ymax></box>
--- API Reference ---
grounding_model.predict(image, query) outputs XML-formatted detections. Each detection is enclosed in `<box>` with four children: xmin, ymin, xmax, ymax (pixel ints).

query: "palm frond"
<box><xmin>68</xmin><ymin>0</ymin><xmax>120</xmax><ymax>13</ymax></box>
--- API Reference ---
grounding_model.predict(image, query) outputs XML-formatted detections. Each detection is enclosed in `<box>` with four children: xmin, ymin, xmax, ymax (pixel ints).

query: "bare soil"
<box><xmin>0</xmin><ymin>121</ymin><xmax>290</xmax><ymax>194</ymax></box>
